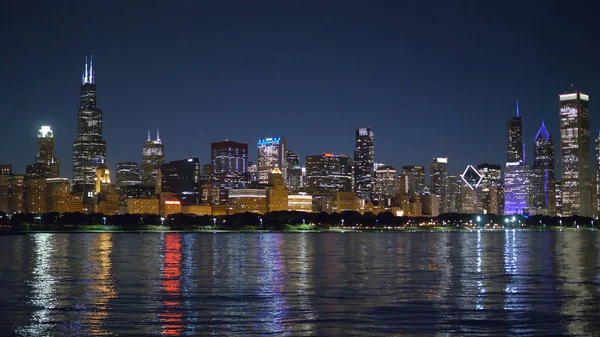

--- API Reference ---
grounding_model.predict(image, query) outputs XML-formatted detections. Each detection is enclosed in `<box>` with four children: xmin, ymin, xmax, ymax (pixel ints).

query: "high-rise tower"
<box><xmin>141</xmin><ymin>130</ymin><xmax>165</xmax><ymax>188</ymax></box>
<box><xmin>257</xmin><ymin>137</ymin><xmax>286</xmax><ymax>185</ymax></box>
<box><xmin>504</xmin><ymin>100</ymin><xmax>531</xmax><ymax>215</ymax></box>
<box><xmin>72</xmin><ymin>56</ymin><xmax>107</xmax><ymax>202</ymax></box>
<box><xmin>595</xmin><ymin>131</ymin><xmax>600</xmax><ymax>217</ymax></box>
<box><xmin>354</xmin><ymin>127</ymin><xmax>374</xmax><ymax>200</ymax></box>
<box><xmin>430</xmin><ymin>158</ymin><xmax>448</xmax><ymax>213</ymax></box>
<box><xmin>559</xmin><ymin>91</ymin><xmax>591</xmax><ymax>217</ymax></box>
<box><xmin>211</xmin><ymin>140</ymin><xmax>248</xmax><ymax>204</ymax></box>
<box><xmin>36</xmin><ymin>126</ymin><xmax>60</xmax><ymax>177</ymax></box>
<box><xmin>532</xmin><ymin>120</ymin><xmax>556</xmax><ymax>215</ymax></box>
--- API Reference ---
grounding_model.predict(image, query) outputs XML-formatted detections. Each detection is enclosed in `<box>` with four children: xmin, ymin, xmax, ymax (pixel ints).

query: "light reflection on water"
<box><xmin>1</xmin><ymin>231</ymin><xmax>600</xmax><ymax>336</ymax></box>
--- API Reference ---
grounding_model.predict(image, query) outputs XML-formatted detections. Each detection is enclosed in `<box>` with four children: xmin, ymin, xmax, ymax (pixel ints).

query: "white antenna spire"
<box><xmin>157</xmin><ymin>129</ymin><xmax>161</xmax><ymax>142</ymax></box>
<box><xmin>147</xmin><ymin>129</ymin><xmax>151</xmax><ymax>141</ymax></box>
<box><xmin>90</xmin><ymin>55</ymin><xmax>94</xmax><ymax>84</ymax></box>
<box><xmin>84</xmin><ymin>56</ymin><xmax>89</xmax><ymax>84</ymax></box>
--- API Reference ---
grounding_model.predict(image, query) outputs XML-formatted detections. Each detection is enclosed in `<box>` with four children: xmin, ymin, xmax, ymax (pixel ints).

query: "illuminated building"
<box><xmin>8</xmin><ymin>174</ymin><xmax>24</xmax><ymax>214</ymax></box>
<box><xmin>25</xmin><ymin>178</ymin><xmax>47</xmax><ymax>214</ymax></box>
<box><xmin>504</xmin><ymin>100</ymin><xmax>530</xmax><ymax>215</ymax></box>
<box><xmin>227</xmin><ymin>189</ymin><xmax>266</xmax><ymax>214</ymax></box>
<box><xmin>372</xmin><ymin>166</ymin><xmax>397</xmax><ymax>202</ymax></box>
<box><xmin>248</xmin><ymin>162</ymin><xmax>258</xmax><ymax>182</ymax></box>
<box><xmin>354</xmin><ymin>127</ymin><xmax>374</xmax><ymax>200</ymax></box>
<box><xmin>116</xmin><ymin>162</ymin><xmax>141</xmax><ymax>191</ymax></box>
<box><xmin>288</xmin><ymin>193</ymin><xmax>313</xmax><ymax>212</ymax></box>
<box><xmin>445</xmin><ymin>175</ymin><xmax>459</xmax><ymax>213</ymax></box>
<box><xmin>46</xmin><ymin>178</ymin><xmax>70</xmax><ymax>213</ymax></box>
<box><xmin>267</xmin><ymin>167</ymin><xmax>288</xmax><ymax>212</ymax></box>
<box><xmin>182</xmin><ymin>204</ymin><xmax>212</xmax><ymax>216</ymax></box>
<box><xmin>67</xmin><ymin>193</ymin><xmax>83</xmax><ymax>213</ymax></box>
<box><xmin>286</xmin><ymin>149</ymin><xmax>302</xmax><ymax>193</ymax></box>
<box><xmin>403</xmin><ymin>194</ymin><xmax>422</xmax><ymax>216</ymax></box>
<box><xmin>421</xmin><ymin>193</ymin><xmax>439</xmax><ymax>217</ymax></box>
<box><xmin>95</xmin><ymin>165</ymin><xmax>111</xmax><ymax>194</ymax></box>
<box><xmin>160</xmin><ymin>158</ymin><xmax>200</xmax><ymax>205</ymax></box>
<box><xmin>507</xmin><ymin>100</ymin><xmax>524</xmax><ymax>163</ymax></box>
<box><xmin>305</xmin><ymin>153</ymin><xmax>353</xmax><ymax>193</ymax></box>
<box><xmin>257</xmin><ymin>137</ymin><xmax>286</xmax><ymax>185</ymax></box>
<box><xmin>211</xmin><ymin>140</ymin><xmax>248</xmax><ymax>205</ymax></box>
<box><xmin>141</xmin><ymin>130</ymin><xmax>165</xmax><ymax>187</ymax></box>
<box><xmin>430</xmin><ymin>158</ymin><xmax>448</xmax><ymax>212</ymax></box>
<box><xmin>118</xmin><ymin>185</ymin><xmax>155</xmax><ymax>213</ymax></box>
<box><xmin>595</xmin><ymin>131</ymin><xmax>600</xmax><ymax>217</ymax></box>
<box><xmin>477</xmin><ymin>163</ymin><xmax>503</xmax><ymax>215</ymax></box>
<box><xmin>555</xmin><ymin>181</ymin><xmax>562</xmax><ymax>217</ymax></box>
<box><xmin>532</xmin><ymin>121</ymin><xmax>556</xmax><ymax>216</ymax></box>
<box><xmin>0</xmin><ymin>165</ymin><xmax>10</xmax><ymax>213</ymax></box>
<box><xmin>334</xmin><ymin>191</ymin><xmax>358</xmax><ymax>212</ymax></box>
<box><xmin>73</xmin><ymin>56</ymin><xmax>107</xmax><ymax>203</ymax></box>
<box><xmin>458</xmin><ymin>180</ymin><xmax>475</xmax><ymax>214</ymax></box>
<box><xmin>400</xmin><ymin>165</ymin><xmax>425</xmax><ymax>196</ymax></box>
<box><xmin>504</xmin><ymin>163</ymin><xmax>531</xmax><ymax>215</ymax></box>
<box><xmin>127</xmin><ymin>198</ymin><xmax>160</xmax><ymax>215</ymax></box>
<box><xmin>161</xmin><ymin>199</ymin><xmax>182</xmax><ymax>217</ymax></box>
<box><xmin>95</xmin><ymin>193</ymin><xmax>119</xmax><ymax>215</ymax></box>
<box><xmin>26</xmin><ymin>163</ymin><xmax>51</xmax><ymax>179</ymax></box>
<box><xmin>559</xmin><ymin>91</ymin><xmax>591</xmax><ymax>217</ymax></box>
<box><xmin>35</xmin><ymin>126</ymin><xmax>60</xmax><ymax>177</ymax></box>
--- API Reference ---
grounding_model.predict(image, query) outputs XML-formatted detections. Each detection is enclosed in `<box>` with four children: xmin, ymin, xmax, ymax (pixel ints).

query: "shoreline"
<box><xmin>2</xmin><ymin>226</ymin><xmax>595</xmax><ymax>235</ymax></box>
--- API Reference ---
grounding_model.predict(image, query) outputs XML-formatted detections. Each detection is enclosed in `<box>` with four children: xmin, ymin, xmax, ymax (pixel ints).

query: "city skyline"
<box><xmin>2</xmin><ymin>2</ymin><xmax>598</xmax><ymax>180</ymax></box>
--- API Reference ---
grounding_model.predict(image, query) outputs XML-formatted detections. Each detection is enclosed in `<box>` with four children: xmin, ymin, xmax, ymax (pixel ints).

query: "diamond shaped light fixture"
<box><xmin>461</xmin><ymin>165</ymin><xmax>483</xmax><ymax>190</ymax></box>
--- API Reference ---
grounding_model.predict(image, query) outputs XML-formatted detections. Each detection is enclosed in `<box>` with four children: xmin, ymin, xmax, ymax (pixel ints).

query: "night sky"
<box><xmin>2</xmin><ymin>1</ymin><xmax>599</xmax><ymax>178</ymax></box>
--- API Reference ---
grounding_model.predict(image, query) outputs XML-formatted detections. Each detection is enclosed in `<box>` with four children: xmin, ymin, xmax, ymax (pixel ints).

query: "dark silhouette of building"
<box><xmin>160</xmin><ymin>158</ymin><xmax>200</xmax><ymax>205</ymax></box>
<box><xmin>354</xmin><ymin>127</ymin><xmax>374</xmax><ymax>200</ymax></box>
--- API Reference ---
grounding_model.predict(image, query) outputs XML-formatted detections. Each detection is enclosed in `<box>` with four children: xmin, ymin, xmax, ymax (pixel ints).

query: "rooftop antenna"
<box><xmin>157</xmin><ymin>129</ymin><xmax>161</xmax><ymax>142</ymax></box>
<box><xmin>90</xmin><ymin>55</ymin><xmax>94</xmax><ymax>84</ymax></box>
<box><xmin>84</xmin><ymin>56</ymin><xmax>89</xmax><ymax>84</ymax></box>
<box><xmin>516</xmin><ymin>99</ymin><xmax>520</xmax><ymax>117</ymax></box>
<box><xmin>147</xmin><ymin>129</ymin><xmax>151</xmax><ymax>141</ymax></box>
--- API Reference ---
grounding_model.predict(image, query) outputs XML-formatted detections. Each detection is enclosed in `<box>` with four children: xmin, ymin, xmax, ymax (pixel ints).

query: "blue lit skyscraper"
<box><xmin>504</xmin><ymin>100</ymin><xmax>531</xmax><ymax>215</ymax></box>
<box><xmin>532</xmin><ymin>121</ymin><xmax>555</xmax><ymax>215</ymax></box>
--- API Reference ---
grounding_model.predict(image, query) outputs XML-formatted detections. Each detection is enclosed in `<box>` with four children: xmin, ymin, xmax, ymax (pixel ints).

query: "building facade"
<box><xmin>399</xmin><ymin>165</ymin><xmax>426</xmax><ymax>197</ymax></box>
<box><xmin>305</xmin><ymin>153</ymin><xmax>353</xmax><ymax>193</ymax></box>
<box><xmin>141</xmin><ymin>130</ymin><xmax>165</xmax><ymax>188</ymax></box>
<box><xmin>559</xmin><ymin>91</ymin><xmax>591</xmax><ymax>217</ymax></box>
<box><xmin>286</xmin><ymin>149</ymin><xmax>302</xmax><ymax>193</ymax></box>
<box><xmin>73</xmin><ymin>56</ymin><xmax>107</xmax><ymax>203</ymax></box>
<box><xmin>36</xmin><ymin>126</ymin><xmax>60</xmax><ymax>177</ymax></box>
<box><xmin>160</xmin><ymin>158</ymin><xmax>201</xmax><ymax>205</ymax></box>
<box><xmin>354</xmin><ymin>127</ymin><xmax>374</xmax><ymax>200</ymax></box>
<box><xmin>372</xmin><ymin>166</ymin><xmax>397</xmax><ymax>202</ymax></box>
<box><xmin>504</xmin><ymin>100</ymin><xmax>530</xmax><ymax>215</ymax></box>
<box><xmin>532</xmin><ymin>121</ymin><xmax>556</xmax><ymax>215</ymax></box>
<box><xmin>430</xmin><ymin>158</ymin><xmax>448</xmax><ymax>213</ymax></box>
<box><xmin>477</xmin><ymin>163</ymin><xmax>503</xmax><ymax>215</ymax></box>
<box><xmin>257</xmin><ymin>137</ymin><xmax>286</xmax><ymax>185</ymax></box>
<box><xmin>116</xmin><ymin>162</ymin><xmax>141</xmax><ymax>191</ymax></box>
<box><xmin>211</xmin><ymin>140</ymin><xmax>248</xmax><ymax>205</ymax></box>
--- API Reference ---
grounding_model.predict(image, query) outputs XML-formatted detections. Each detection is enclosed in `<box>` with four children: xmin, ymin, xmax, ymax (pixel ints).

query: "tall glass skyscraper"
<box><xmin>532</xmin><ymin>120</ymin><xmax>555</xmax><ymax>215</ymax></box>
<box><xmin>504</xmin><ymin>100</ymin><xmax>530</xmax><ymax>215</ymax></box>
<box><xmin>430</xmin><ymin>158</ymin><xmax>448</xmax><ymax>213</ymax></box>
<box><xmin>559</xmin><ymin>91</ymin><xmax>591</xmax><ymax>217</ymax></box>
<box><xmin>354</xmin><ymin>127</ymin><xmax>374</xmax><ymax>200</ymax></box>
<box><xmin>36</xmin><ymin>126</ymin><xmax>59</xmax><ymax>177</ymax></box>
<box><xmin>286</xmin><ymin>149</ymin><xmax>302</xmax><ymax>193</ymax></box>
<box><xmin>257</xmin><ymin>137</ymin><xmax>286</xmax><ymax>185</ymax></box>
<box><xmin>72</xmin><ymin>56</ymin><xmax>107</xmax><ymax>202</ymax></box>
<box><xmin>400</xmin><ymin>165</ymin><xmax>425</xmax><ymax>196</ymax></box>
<box><xmin>141</xmin><ymin>130</ymin><xmax>165</xmax><ymax>187</ymax></box>
<box><xmin>211</xmin><ymin>140</ymin><xmax>248</xmax><ymax>205</ymax></box>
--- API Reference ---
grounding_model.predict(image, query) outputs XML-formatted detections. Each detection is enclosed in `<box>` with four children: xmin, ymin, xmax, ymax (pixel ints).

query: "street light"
<box><xmin>341</xmin><ymin>219</ymin><xmax>345</xmax><ymax>227</ymax></box>
<box><xmin>103</xmin><ymin>216</ymin><xmax>106</xmax><ymax>226</ymax></box>
<box><xmin>302</xmin><ymin>218</ymin><xmax>305</xmax><ymax>225</ymax></box>
<box><xmin>259</xmin><ymin>217</ymin><xmax>263</xmax><ymax>232</ymax></box>
<box><xmin>476</xmin><ymin>216</ymin><xmax>481</xmax><ymax>225</ymax></box>
<box><xmin>160</xmin><ymin>217</ymin><xmax>165</xmax><ymax>225</ymax></box>
<box><xmin>213</xmin><ymin>217</ymin><xmax>216</xmax><ymax>230</ymax></box>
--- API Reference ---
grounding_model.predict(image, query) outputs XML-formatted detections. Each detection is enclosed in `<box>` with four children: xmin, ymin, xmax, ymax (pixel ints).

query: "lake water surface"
<box><xmin>1</xmin><ymin>231</ymin><xmax>599</xmax><ymax>336</ymax></box>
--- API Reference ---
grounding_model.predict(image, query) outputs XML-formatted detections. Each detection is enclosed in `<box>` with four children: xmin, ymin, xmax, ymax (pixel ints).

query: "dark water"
<box><xmin>1</xmin><ymin>231</ymin><xmax>599</xmax><ymax>336</ymax></box>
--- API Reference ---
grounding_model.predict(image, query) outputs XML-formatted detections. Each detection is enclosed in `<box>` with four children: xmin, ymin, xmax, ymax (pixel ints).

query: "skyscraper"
<box><xmin>73</xmin><ymin>56</ymin><xmax>107</xmax><ymax>202</ymax></box>
<box><xmin>477</xmin><ymin>163</ymin><xmax>503</xmax><ymax>215</ymax></box>
<box><xmin>504</xmin><ymin>100</ymin><xmax>530</xmax><ymax>215</ymax></box>
<box><xmin>286</xmin><ymin>149</ymin><xmax>302</xmax><ymax>193</ymax></box>
<box><xmin>257</xmin><ymin>137</ymin><xmax>286</xmax><ymax>185</ymax></box>
<box><xmin>141</xmin><ymin>130</ymin><xmax>165</xmax><ymax>187</ymax></box>
<box><xmin>160</xmin><ymin>158</ymin><xmax>200</xmax><ymax>205</ymax></box>
<box><xmin>116</xmin><ymin>162</ymin><xmax>141</xmax><ymax>191</ymax></box>
<box><xmin>400</xmin><ymin>165</ymin><xmax>425</xmax><ymax>196</ymax></box>
<box><xmin>305</xmin><ymin>153</ymin><xmax>353</xmax><ymax>193</ymax></box>
<box><xmin>36</xmin><ymin>126</ymin><xmax>59</xmax><ymax>177</ymax></box>
<box><xmin>211</xmin><ymin>140</ymin><xmax>248</xmax><ymax>205</ymax></box>
<box><xmin>559</xmin><ymin>91</ymin><xmax>591</xmax><ymax>217</ymax></box>
<box><xmin>532</xmin><ymin>121</ymin><xmax>556</xmax><ymax>215</ymax></box>
<box><xmin>595</xmin><ymin>131</ymin><xmax>600</xmax><ymax>217</ymax></box>
<box><xmin>372</xmin><ymin>166</ymin><xmax>397</xmax><ymax>202</ymax></box>
<box><xmin>354</xmin><ymin>127</ymin><xmax>374</xmax><ymax>200</ymax></box>
<box><xmin>430</xmin><ymin>158</ymin><xmax>448</xmax><ymax>213</ymax></box>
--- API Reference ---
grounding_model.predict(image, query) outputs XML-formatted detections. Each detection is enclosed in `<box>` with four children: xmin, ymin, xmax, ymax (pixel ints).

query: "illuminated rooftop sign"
<box><xmin>461</xmin><ymin>165</ymin><xmax>482</xmax><ymax>190</ymax></box>
<box><xmin>435</xmin><ymin>157</ymin><xmax>448</xmax><ymax>163</ymax></box>
<box><xmin>39</xmin><ymin>126</ymin><xmax>53</xmax><ymax>138</ymax></box>
<box><xmin>257</xmin><ymin>137</ymin><xmax>282</xmax><ymax>146</ymax></box>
